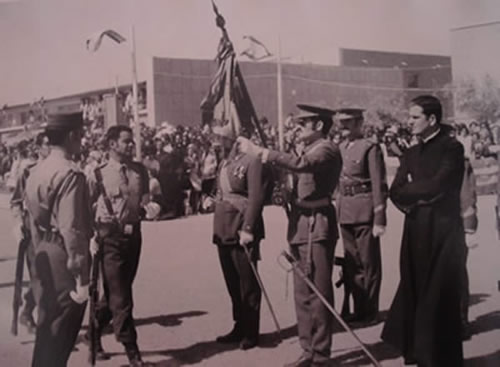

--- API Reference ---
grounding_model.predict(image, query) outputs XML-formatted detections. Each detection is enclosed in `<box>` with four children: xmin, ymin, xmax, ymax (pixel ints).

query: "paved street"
<box><xmin>0</xmin><ymin>193</ymin><xmax>499</xmax><ymax>366</ymax></box>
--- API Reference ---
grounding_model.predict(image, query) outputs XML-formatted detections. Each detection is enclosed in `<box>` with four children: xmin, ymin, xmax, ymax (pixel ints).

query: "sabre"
<box><xmin>242</xmin><ymin>244</ymin><xmax>282</xmax><ymax>342</ymax></box>
<box><xmin>280</xmin><ymin>251</ymin><xmax>381</xmax><ymax>367</ymax></box>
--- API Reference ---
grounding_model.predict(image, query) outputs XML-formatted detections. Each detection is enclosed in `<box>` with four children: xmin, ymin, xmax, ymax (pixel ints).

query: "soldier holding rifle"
<box><xmin>238</xmin><ymin>103</ymin><xmax>342</xmax><ymax>367</ymax></box>
<box><xmin>87</xmin><ymin>125</ymin><xmax>159</xmax><ymax>367</ymax></box>
<box><xmin>336</xmin><ymin>108</ymin><xmax>388</xmax><ymax>326</ymax></box>
<box><xmin>10</xmin><ymin>133</ymin><xmax>50</xmax><ymax>335</ymax></box>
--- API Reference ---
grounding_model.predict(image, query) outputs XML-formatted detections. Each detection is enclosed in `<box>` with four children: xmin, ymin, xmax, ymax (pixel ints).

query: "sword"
<box><xmin>242</xmin><ymin>244</ymin><xmax>282</xmax><ymax>342</ymax></box>
<box><xmin>280</xmin><ymin>251</ymin><xmax>381</xmax><ymax>367</ymax></box>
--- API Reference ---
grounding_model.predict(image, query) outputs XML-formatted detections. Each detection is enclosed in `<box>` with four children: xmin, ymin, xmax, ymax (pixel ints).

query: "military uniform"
<box><xmin>25</xmin><ymin>149</ymin><xmax>92</xmax><ymax>367</ymax></box>
<box><xmin>213</xmin><ymin>150</ymin><xmax>268</xmax><ymax>348</ymax></box>
<box><xmin>88</xmin><ymin>156</ymin><xmax>149</xmax><ymax>358</ymax></box>
<box><xmin>337</xmin><ymin>136</ymin><xmax>388</xmax><ymax>322</ymax></box>
<box><xmin>265</xmin><ymin>133</ymin><xmax>342</xmax><ymax>366</ymax></box>
<box><xmin>10</xmin><ymin>159</ymin><xmax>38</xmax><ymax>330</ymax></box>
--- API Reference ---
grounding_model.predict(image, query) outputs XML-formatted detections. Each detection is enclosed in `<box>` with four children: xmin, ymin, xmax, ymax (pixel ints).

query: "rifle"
<box><xmin>496</xmin><ymin>205</ymin><xmax>500</xmax><ymax>240</ymax></box>
<box><xmin>334</xmin><ymin>256</ymin><xmax>352</xmax><ymax>318</ymax></box>
<box><xmin>88</xmin><ymin>166</ymin><xmax>115</xmax><ymax>364</ymax></box>
<box><xmin>11</xmin><ymin>232</ymin><xmax>29</xmax><ymax>336</ymax></box>
<box><xmin>88</xmin><ymin>238</ymin><xmax>101</xmax><ymax>366</ymax></box>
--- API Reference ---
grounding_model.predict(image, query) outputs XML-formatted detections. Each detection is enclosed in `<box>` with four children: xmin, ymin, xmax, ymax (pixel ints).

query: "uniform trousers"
<box><xmin>32</xmin><ymin>241</ymin><xmax>87</xmax><ymax>367</ymax></box>
<box><xmin>290</xmin><ymin>240</ymin><xmax>335</xmax><ymax>364</ymax></box>
<box><xmin>95</xmin><ymin>225</ymin><xmax>142</xmax><ymax>345</ymax></box>
<box><xmin>341</xmin><ymin>223</ymin><xmax>381</xmax><ymax>319</ymax></box>
<box><xmin>23</xmin><ymin>241</ymin><xmax>37</xmax><ymax>316</ymax></box>
<box><xmin>217</xmin><ymin>243</ymin><xmax>261</xmax><ymax>341</ymax></box>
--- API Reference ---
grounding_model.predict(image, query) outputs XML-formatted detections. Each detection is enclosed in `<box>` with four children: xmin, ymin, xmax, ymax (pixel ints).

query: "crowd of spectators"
<box><xmin>0</xmin><ymin>111</ymin><xmax>498</xmax><ymax>219</ymax></box>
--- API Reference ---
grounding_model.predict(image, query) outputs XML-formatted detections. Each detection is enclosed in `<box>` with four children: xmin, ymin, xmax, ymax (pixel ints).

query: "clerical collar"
<box><xmin>422</xmin><ymin>128</ymin><xmax>440</xmax><ymax>144</ymax></box>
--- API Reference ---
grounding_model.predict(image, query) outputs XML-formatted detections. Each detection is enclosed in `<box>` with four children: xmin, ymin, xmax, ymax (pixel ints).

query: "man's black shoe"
<box><xmin>215</xmin><ymin>328</ymin><xmax>243</xmax><ymax>344</ymax></box>
<box><xmin>284</xmin><ymin>354</ymin><xmax>312</xmax><ymax>367</ymax></box>
<box><xmin>239</xmin><ymin>338</ymin><xmax>258</xmax><ymax>350</ymax></box>
<box><xmin>404</xmin><ymin>356</ymin><xmax>417</xmax><ymax>365</ymax></box>
<box><xmin>19</xmin><ymin>313</ymin><xmax>37</xmax><ymax>334</ymax></box>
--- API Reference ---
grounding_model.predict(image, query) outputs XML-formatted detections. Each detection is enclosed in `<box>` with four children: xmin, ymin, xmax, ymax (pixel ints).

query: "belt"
<box><xmin>37</xmin><ymin>225</ymin><xmax>62</xmax><ymax>243</ymax></box>
<box><xmin>97</xmin><ymin>221</ymin><xmax>140</xmax><ymax>235</ymax></box>
<box><xmin>294</xmin><ymin>197</ymin><xmax>331</xmax><ymax>209</ymax></box>
<box><xmin>340</xmin><ymin>182</ymin><xmax>372</xmax><ymax>196</ymax></box>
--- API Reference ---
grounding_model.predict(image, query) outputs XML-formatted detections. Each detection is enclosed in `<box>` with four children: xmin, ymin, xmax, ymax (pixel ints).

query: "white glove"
<box><xmin>89</xmin><ymin>236</ymin><xmax>99</xmax><ymax>257</ymax></box>
<box><xmin>239</xmin><ymin>230</ymin><xmax>254</xmax><ymax>247</ymax></box>
<box><xmin>465</xmin><ymin>232</ymin><xmax>478</xmax><ymax>248</ymax></box>
<box><xmin>70</xmin><ymin>277</ymin><xmax>89</xmax><ymax>304</ymax></box>
<box><xmin>202</xmin><ymin>196</ymin><xmax>215</xmax><ymax>211</ymax></box>
<box><xmin>236</xmin><ymin>137</ymin><xmax>264</xmax><ymax>157</ymax></box>
<box><xmin>144</xmin><ymin>202</ymin><xmax>161</xmax><ymax>220</ymax></box>
<box><xmin>372</xmin><ymin>224</ymin><xmax>386</xmax><ymax>238</ymax></box>
<box><xmin>11</xmin><ymin>222</ymin><xmax>24</xmax><ymax>244</ymax></box>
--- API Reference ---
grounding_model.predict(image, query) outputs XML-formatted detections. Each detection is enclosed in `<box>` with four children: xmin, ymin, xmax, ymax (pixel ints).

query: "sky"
<box><xmin>1</xmin><ymin>0</ymin><xmax>499</xmax><ymax>106</ymax></box>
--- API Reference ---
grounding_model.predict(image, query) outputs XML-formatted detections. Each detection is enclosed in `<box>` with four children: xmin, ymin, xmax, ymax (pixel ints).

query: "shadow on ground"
<box><xmin>0</xmin><ymin>280</ymin><xmax>29</xmax><ymax>289</ymax></box>
<box><xmin>469</xmin><ymin>310</ymin><xmax>500</xmax><ymax>337</ymax></box>
<box><xmin>0</xmin><ymin>256</ymin><xmax>16</xmax><ymax>263</ymax></box>
<box><xmin>330</xmin><ymin>340</ymin><xmax>400</xmax><ymax>366</ymax></box>
<box><xmin>141</xmin><ymin>324</ymin><xmax>297</xmax><ymax>366</ymax></box>
<box><xmin>466</xmin><ymin>349</ymin><xmax>500</xmax><ymax>367</ymax></box>
<box><xmin>469</xmin><ymin>293</ymin><xmax>490</xmax><ymax>308</ymax></box>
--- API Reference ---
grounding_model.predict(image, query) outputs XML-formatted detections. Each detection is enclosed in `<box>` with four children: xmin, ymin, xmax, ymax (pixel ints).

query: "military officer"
<box><xmin>87</xmin><ymin>125</ymin><xmax>158</xmax><ymax>367</ymax></box>
<box><xmin>24</xmin><ymin>113</ymin><xmax>92</xmax><ymax>367</ymax></box>
<box><xmin>336</xmin><ymin>108</ymin><xmax>388</xmax><ymax>325</ymax></box>
<box><xmin>10</xmin><ymin>133</ymin><xmax>50</xmax><ymax>334</ymax></box>
<box><xmin>238</xmin><ymin>104</ymin><xmax>343</xmax><ymax>367</ymax></box>
<box><xmin>212</xmin><ymin>123</ymin><xmax>269</xmax><ymax>350</ymax></box>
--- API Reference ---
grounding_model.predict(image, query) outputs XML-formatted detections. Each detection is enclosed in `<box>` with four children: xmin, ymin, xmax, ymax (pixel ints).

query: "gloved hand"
<box><xmin>372</xmin><ymin>224</ymin><xmax>386</xmax><ymax>238</ymax></box>
<box><xmin>11</xmin><ymin>222</ymin><xmax>24</xmax><ymax>244</ymax></box>
<box><xmin>239</xmin><ymin>230</ymin><xmax>254</xmax><ymax>247</ymax></box>
<box><xmin>89</xmin><ymin>236</ymin><xmax>99</xmax><ymax>257</ymax></box>
<box><xmin>70</xmin><ymin>276</ymin><xmax>89</xmax><ymax>304</ymax></box>
<box><xmin>202</xmin><ymin>196</ymin><xmax>215</xmax><ymax>212</ymax></box>
<box><xmin>143</xmin><ymin>202</ymin><xmax>161</xmax><ymax>220</ymax></box>
<box><xmin>236</xmin><ymin>137</ymin><xmax>264</xmax><ymax>157</ymax></box>
<box><xmin>465</xmin><ymin>232</ymin><xmax>478</xmax><ymax>248</ymax></box>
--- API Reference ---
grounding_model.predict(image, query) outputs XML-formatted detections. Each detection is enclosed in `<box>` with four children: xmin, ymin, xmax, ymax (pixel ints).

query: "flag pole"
<box><xmin>277</xmin><ymin>35</ymin><xmax>284</xmax><ymax>151</ymax></box>
<box><xmin>130</xmin><ymin>25</ymin><xmax>142</xmax><ymax>161</ymax></box>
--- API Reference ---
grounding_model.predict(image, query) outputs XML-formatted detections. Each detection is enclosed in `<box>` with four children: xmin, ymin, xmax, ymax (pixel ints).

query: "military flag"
<box><xmin>86</xmin><ymin>29</ymin><xmax>126</xmax><ymax>52</ymax></box>
<box><xmin>240</xmin><ymin>35</ymin><xmax>273</xmax><ymax>61</ymax></box>
<box><xmin>201</xmin><ymin>0</ymin><xmax>266</xmax><ymax>146</ymax></box>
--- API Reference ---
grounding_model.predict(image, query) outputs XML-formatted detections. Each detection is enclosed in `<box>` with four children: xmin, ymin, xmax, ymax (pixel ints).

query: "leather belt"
<box><xmin>340</xmin><ymin>182</ymin><xmax>371</xmax><ymax>196</ymax></box>
<box><xmin>97</xmin><ymin>221</ymin><xmax>140</xmax><ymax>235</ymax></box>
<box><xmin>294</xmin><ymin>197</ymin><xmax>331</xmax><ymax>209</ymax></box>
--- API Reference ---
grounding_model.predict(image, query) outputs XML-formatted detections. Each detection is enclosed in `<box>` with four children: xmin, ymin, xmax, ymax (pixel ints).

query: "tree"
<box><xmin>454</xmin><ymin>74</ymin><xmax>500</xmax><ymax>127</ymax></box>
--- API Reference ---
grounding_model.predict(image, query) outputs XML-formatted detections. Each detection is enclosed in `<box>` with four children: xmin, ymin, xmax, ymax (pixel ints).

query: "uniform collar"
<box><xmin>422</xmin><ymin>128</ymin><xmax>441</xmax><ymax>144</ymax></box>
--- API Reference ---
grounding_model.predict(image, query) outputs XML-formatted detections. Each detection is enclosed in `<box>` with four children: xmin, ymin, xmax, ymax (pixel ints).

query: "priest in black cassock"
<box><xmin>381</xmin><ymin>95</ymin><xmax>465</xmax><ymax>367</ymax></box>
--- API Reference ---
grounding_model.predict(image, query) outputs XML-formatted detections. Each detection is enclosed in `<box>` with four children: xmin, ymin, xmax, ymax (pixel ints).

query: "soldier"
<box><xmin>238</xmin><ymin>104</ymin><xmax>343</xmax><ymax>367</ymax></box>
<box><xmin>335</xmin><ymin>108</ymin><xmax>388</xmax><ymax>325</ymax></box>
<box><xmin>24</xmin><ymin>113</ymin><xmax>92</xmax><ymax>367</ymax></box>
<box><xmin>212</xmin><ymin>123</ymin><xmax>269</xmax><ymax>350</ymax></box>
<box><xmin>10</xmin><ymin>133</ymin><xmax>50</xmax><ymax>334</ymax></box>
<box><xmin>381</xmin><ymin>95</ymin><xmax>465</xmax><ymax>366</ymax></box>
<box><xmin>87</xmin><ymin>125</ymin><xmax>159</xmax><ymax>367</ymax></box>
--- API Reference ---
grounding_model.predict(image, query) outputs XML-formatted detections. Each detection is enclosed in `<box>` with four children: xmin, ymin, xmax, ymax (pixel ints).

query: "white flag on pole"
<box><xmin>86</xmin><ymin>29</ymin><xmax>126</xmax><ymax>52</ymax></box>
<box><xmin>240</xmin><ymin>35</ymin><xmax>272</xmax><ymax>61</ymax></box>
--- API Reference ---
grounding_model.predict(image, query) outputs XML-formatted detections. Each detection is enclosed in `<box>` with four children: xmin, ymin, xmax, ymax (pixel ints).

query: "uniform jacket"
<box><xmin>460</xmin><ymin>158</ymin><xmax>478</xmax><ymax>233</ymax></box>
<box><xmin>213</xmin><ymin>152</ymin><xmax>268</xmax><ymax>245</ymax></box>
<box><xmin>267</xmin><ymin>137</ymin><xmax>342</xmax><ymax>245</ymax></box>
<box><xmin>88</xmin><ymin>157</ymin><xmax>149</xmax><ymax>225</ymax></box>
<box><xmin>24</xmin><ymin>150</ymin><xmax>92</xmax><ymax>284</ymax></box>
<box><xmin>382</xmin><ymin>129</ymin><xmax>465</xmax><ymax>366</ymax></box>
<box><xmin>337</xmin><ymin>138</ymin><xmax>388</xmax><ymax>225</ymax></box>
